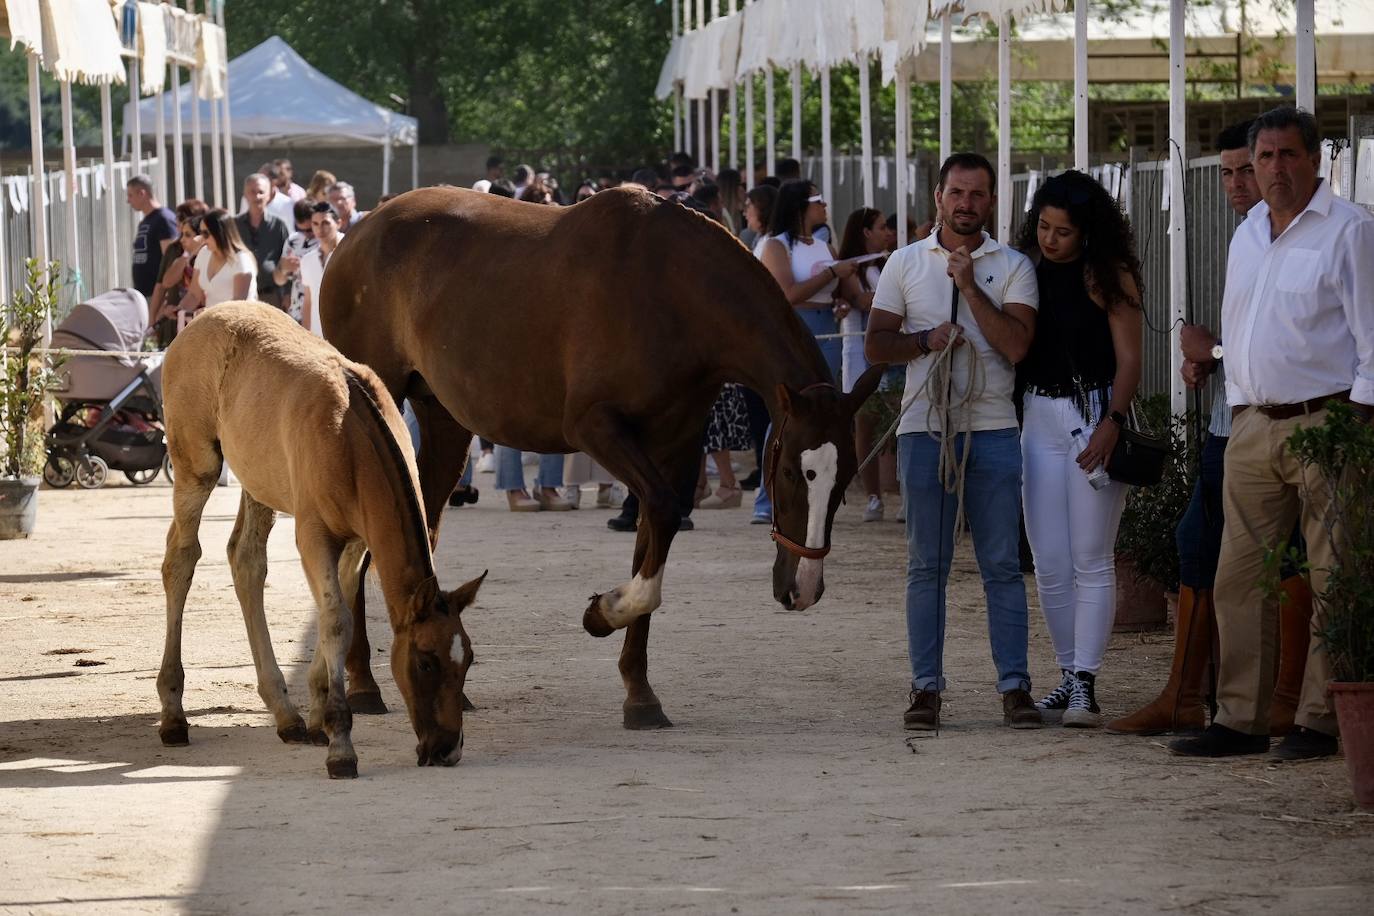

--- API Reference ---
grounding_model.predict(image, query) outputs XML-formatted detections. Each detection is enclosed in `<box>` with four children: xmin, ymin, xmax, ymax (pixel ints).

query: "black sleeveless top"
<box><xmin>1018</xmin><ymin>256</ymin><xmax>1116</xmax><ymax>403</ymax></box>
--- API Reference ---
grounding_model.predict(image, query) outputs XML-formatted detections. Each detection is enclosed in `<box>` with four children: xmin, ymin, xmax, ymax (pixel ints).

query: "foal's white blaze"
<box><xmin>794</xmin><ymin>442</ymin><xmax>838</xmax><ymax>610</ymax></box>
<box><xmin>600</xmin><ymin>570</ymin><xmax>665</xmax><ymax>628</ymax></box>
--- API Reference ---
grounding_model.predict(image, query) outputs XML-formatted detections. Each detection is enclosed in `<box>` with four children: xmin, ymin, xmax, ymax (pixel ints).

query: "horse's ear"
<box><xmin>445</xmin><ymin>570</ymin><xmax>488</xmax><ymax>615</ymax></box>
<box><xmin>410</xmin><ymin>576</ymin><xmax>440</xmax><ymax>622</ymax></box>
<box><xmin>775</xmin><ymin>383</ymin><xmax>796</xmax><ymax>416</ymax></box>
<box><xmin>845</xmin><ymin>363</ymin><xmax>887</xmax><ymax>414</ymax></box>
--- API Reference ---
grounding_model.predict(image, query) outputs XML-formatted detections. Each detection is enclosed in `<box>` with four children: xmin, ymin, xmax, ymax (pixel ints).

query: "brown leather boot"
<box><xmin>1107</xmin><ymin>587</ymin><xmax>1212</xmax><ymax>735</ymax></box>
<box><xmin>1269</xmin><ymin>575</ymin><xmax>1314</xmax><ymax>737</ymax></box>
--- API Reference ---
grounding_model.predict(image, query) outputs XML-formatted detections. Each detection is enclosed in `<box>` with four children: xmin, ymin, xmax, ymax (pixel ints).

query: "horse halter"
<box><xmin>767</xmin><ymin>382</ymin><xmax>836</xmax><ymax>561</ymax></box>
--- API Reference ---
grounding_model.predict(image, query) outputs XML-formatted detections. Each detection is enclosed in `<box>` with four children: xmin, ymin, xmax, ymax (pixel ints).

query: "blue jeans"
<box><xmin>795</xmin><ymin>306</ymin><xmax>840</xmax><ymax>383</ymax></box>
<box><xmin>753</xmin><ymin>423</ymin><xmax>772</xmax><ymax>520</ymax></box>
<box><xmin>1176</xmin><ymin>433</ymin><xmax>1227</xmax><ymax>589</ymax></box>
<box><xmin>494</xmin><ymin>445</ymin><xmax>563</xmax><ymax>491</ymax></box>
<box><xmin>899</xmin><ymin>428</ymin><xmax>1031</xmax><ymax>694</ymax></box>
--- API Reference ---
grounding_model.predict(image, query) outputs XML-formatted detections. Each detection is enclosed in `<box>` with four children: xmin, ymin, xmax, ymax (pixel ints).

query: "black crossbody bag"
<box><xmin>1061</xmin><ymin>351</ymin><xmax>1169</xmax><ymax>488</ymax></box>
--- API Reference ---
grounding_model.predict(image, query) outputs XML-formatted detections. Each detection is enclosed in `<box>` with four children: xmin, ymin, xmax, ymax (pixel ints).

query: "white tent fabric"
<box><xmin>126</xmin><ymin>35</ymin><xmax>417</xmax><ymax>148</ymax></box>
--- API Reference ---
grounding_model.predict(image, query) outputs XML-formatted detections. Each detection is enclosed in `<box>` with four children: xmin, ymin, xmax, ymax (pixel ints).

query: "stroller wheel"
<box><xmin>43</xmin><ymin>455</ymin><xmax>76</xmax><ymax>488</ymax></box>
<box><xmin>162</xmin><ymin>452</ymin><xmax>175</xmax><ymax>484</ymax></box>
<box><xmin>125</xmin><ymin>467</ymin><xmax>160</xmax><ymax>486</ymax></box>
<box><xmin>76</xmin><ymin>455</ymin><xmax>109</xmax><ymax>490</ymax></box>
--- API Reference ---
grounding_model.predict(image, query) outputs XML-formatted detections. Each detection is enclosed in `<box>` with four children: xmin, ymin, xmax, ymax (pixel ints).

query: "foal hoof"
<box><xmin>326</xmin><ymin>757</ymin><xmax>359</xmax><ymax>780</ymax></box>
<box><xmin>306</xmin><ymin>727</ymin><xmax>330</xmax><ymax>746</ymax></box>
<box><xmin>462</xmin><ymin>692</ymin><xmax>476</xmax><ymax>712</ymax></box>
<box><xmin>583</xmin><ymin>597</ymin><xmax>615</xmax><ymax>638</ymax></box>
<box><xmin>277</xmin><ymin>722</ymin><xmax>310</xmax><ymax>744</ymax></box>
<box><xmin>347</xmin><ymin>690</ymin><xmax>388</xmax><ymax>715</ymax></box>
<box><xmin>159</xmin><ymin>723</ymin><xmax>190</xmax><ymax>746</ymax></box>
<box><xmin>623</xmin><ymin>703</ymin><xmax>674</xmax><ymax>730</ymax></box>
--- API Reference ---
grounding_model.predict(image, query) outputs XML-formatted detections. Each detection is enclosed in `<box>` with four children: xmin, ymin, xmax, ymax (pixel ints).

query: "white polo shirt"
<box><xmin>871</xmin><ymin>230</ymin><xmax>1039</xmax><ymax>435</ymax></box>
<box><xmin>1221</xmin><ymin>179</ymin><xmax>1374</xmax><ymax>408</ymax></box>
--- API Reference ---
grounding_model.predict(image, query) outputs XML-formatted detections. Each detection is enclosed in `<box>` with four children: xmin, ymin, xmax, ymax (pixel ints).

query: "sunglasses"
<box><xmin>808</xmin><ymin>195</ymin><xmax>826</xmax><ymax>205</ymax></box>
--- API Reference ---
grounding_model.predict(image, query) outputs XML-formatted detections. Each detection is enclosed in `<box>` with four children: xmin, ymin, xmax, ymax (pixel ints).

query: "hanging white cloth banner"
<box><xmin>876</xmin><ymin>155</ymin><xmax>889</xmax><ymax>189</ymax></box>
<box><xmin>1024</xmin><ymin>169</ymin><xmax>1042</xmax><ymax>210</ymax></box>
<box><xmin>9</xmin><ymin>177</ymin><xmax>26</xmax><ymax>213</ymax></box>
<box><xmin>137</xmin><ymin>1</ymin><xmax>166</xmax><ymax>94</ymax></box>
<box><xmin>198</xmin><ymin>23</ymin><xmax>227</xmax><ymax>100</ymax></box>
<box><xmin>38</xmin><ymin>0</ymin><xmax>127</xmax><ymax>85</ymax></box>
<box><xmin>3</xmin><ymin>0</ymin><xmax>43</xmax><ymax>52</ymax></box>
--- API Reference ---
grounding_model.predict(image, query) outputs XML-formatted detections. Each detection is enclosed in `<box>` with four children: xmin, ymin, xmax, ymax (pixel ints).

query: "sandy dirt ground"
<box><xmin>2</xmin><ymin>467</ymin><xmax>1372</xmax><ymax>916</ymax></box>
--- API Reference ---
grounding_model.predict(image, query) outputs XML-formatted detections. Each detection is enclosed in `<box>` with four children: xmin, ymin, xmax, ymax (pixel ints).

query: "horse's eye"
<box><xmin>805</xmin><ymin>469</ymin><xmax>817</xmax><ymax>481</ymax></box>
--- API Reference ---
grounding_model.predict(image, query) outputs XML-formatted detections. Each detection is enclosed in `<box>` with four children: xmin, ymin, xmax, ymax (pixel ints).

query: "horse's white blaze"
<box><xmin>599</xmin><ymin>570</ymin><xmax>665</xmax><ymax>629</ymax></box>
<box><xmin>800</xmin><ymin>443</ymin><xmax>838</xmax><ymax>550</ymax></box>
<box><xmin>450</xmin><ymin>640</ymin><xmax>465</xmax><ymax>666</ymax></box>
<box><xmin>795</xmin><ymin>557</ymin><xmax>824</xmax><ymax>610</ymax></box>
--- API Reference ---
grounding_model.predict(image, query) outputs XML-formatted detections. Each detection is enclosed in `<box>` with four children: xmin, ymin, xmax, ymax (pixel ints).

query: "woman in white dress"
<box><xmin>299</xmin><ymin>202</ymin><xmax>343</xmax><ymax>337</ymax></box>
<box><xmin>185</xmin><ymin>209</ymin><xmax>257</xmax><ymax>311</ymax></box>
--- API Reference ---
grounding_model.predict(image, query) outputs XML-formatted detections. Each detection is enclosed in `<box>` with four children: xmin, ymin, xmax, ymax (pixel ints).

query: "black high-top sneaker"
<box><xmin>1063</xmin><ymin>670</ymin><xmax>1102</xmax><ymax>728</ymax></box>
<box><xmin>1035</xmin><ymin>669</ymin><xmax>1074</xmax><ymax>724</ymax></box>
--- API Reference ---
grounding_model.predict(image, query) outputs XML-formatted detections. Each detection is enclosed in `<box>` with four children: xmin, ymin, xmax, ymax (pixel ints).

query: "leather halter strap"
<box><xmin>768</xmin><ymin>382</ymin><xmax>836</xmax><ymax>561</ymax></box>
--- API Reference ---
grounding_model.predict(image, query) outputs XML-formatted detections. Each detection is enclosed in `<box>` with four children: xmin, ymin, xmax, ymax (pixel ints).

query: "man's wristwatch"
<box><xmin>1210</xmin><ymin>343</ymin><xmax>1224</xmax><ymax>362</ymax></box>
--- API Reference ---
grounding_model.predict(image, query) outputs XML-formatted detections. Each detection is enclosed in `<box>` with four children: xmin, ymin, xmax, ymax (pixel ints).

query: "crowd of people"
<box><xmin>124</xmin><ymin>106</ymin><xmax>1372</xmax><ymax>757</ymax></box>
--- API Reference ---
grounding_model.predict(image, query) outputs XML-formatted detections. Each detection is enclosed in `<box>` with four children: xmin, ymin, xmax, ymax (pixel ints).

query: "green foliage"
<box><xmin>2</xmin><ymin>260</ymin><xmax>63</xmax><ymax>479</ymax></box>
<box><xmin>1114</xmin><ymin>394</ymin><xmax>1198</xmax><ymax>592</ymax></box>
<box><xmin>1286</xmin><ymin>403</ymin><xmax>1374</xmax><ymax>683</ymax></box>
<box><xmin>859</xmin><ymin>373</ymin><xmax>903</xmax><ymax>454</ymax></box>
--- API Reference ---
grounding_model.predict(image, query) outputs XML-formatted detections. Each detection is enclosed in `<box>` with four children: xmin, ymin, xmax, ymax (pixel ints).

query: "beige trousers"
<box><xmin>1213</xmin><ymin>406</ymin><xmax>1339</xmax><ymax>737</ymax></box>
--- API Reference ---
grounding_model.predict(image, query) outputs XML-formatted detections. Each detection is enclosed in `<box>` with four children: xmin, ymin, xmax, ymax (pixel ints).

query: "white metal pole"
<box><xmin>940</xmin><ymin>11</ymin><xmax>952</xmax><ymax>164</ymax></box>
<box><xmin>790</xmin><ymin>63</ymin><xmax>801</xmax><ymax>162</ymax></box>
<box><xmin>997</xmin><ymin>11</ymin><xmax>1011</xmax><ymax>241</ymax></box>
<box><xmin>412</xmin><ymin>142</ymin><xmax>419</xmax><ymax>190</ymax></box>
<box><xmin>896</xmin><ymin>61</ymin><xmax>909</xmax><ymax>248</ymax></box>
<box><xmin>1075</xmin><ymin>0</ymin><xmax>1089</xmax><ymax>170</ymax></box>
<box><xmin>728</xmin><ymin>0</ymin><xmax>738</xmax><ymax>170</ymax></box>
<box><xmin>821</xmin><ymin>67</ymin><xmax>832</xmax><ymax>206</ymax></box>
<box><xmin>382</xmin><ymin>137</ymin><xmax>393</xmax><ymax>197</ymax></box>
<box><xmin>1296</xmin><ymin>0</ymin><xmax>1315</xmax><ymax>112</ymax></box>
<box><xmin>60</xmin><ymin>80</ymin><xmax>80</xmax><ymax>285</ymax></box>
<box><xmin>100</xmin><ymin>83</ymin><xmax>119</xmax><ymax>293</ymax></box>
<box><xmin>218</xmin><ymin>3</ymin><xmax>235</xmax><ymax>208</ymax></box>
<box><xmin>685</xmin><ymin>99</ymin><xmax>694</xmax><ymax>159</ymax></box>
<box><xmin>154</xmin><ymin>69</ymin><xmax>167</xmax><ymax>201</ymax></box>
<box><xmin>170</xmin><ymin>63</ymin><xmax>185</xmax><ymax>203</ymax></box>
<box><xmin>765</xmin><ymin>69</ymin><xmax>775</xmax><ymax>176</ymax></box>
<box><xmin>129</xmin><ymin>56</ymin><xmax>142</xmax><ymax>176</ymax></box>
<box><xmin>744</xmin><ymin>72</ymin><xmax>754</xmax><ymax>188</ymax></box>
<box><xmin>672</xmin><ymin>0</ymin><xmax>681</xmax><ymax>152</ymax></box>
<box><xmin>711</xmin><ymin>90</ymin><xmax>720</xmax><ymax>174</ymax></box>
<box><xmin>859</xmin><ymin>54</ymin><xmax>873</xmax><ymax>208</ymax></box>
<box><xmin>190</xmin><ymin>69</ymin><xmax>204</xmax><ymax>201</ymax></box>
<box><xmin>696</xmin><ymin>0</ymin><xmax>706</xmax><ymax>168</ymax></box>
<box><xmin>27</xmin><ymin>53</ymin><xmax>49</xmax><ymax>270</ymax></box>
<box><xmin>210</xmin><ymin>81</ymin><xmax>222</xmax><ymax>207</ymax></box>
<box><xmin>1168</xmin><ymin>0</ymin><xmax>1188</xmax><ymax>419</ymax></box>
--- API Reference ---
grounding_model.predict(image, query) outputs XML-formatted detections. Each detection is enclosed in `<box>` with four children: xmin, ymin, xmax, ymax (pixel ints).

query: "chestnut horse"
<box><xmin>160</xmin><ymin>303</ymin><xmax>485</xmax><ymax>777</ymax></box>
<box><xmin>321</xmin><ymin>187</ymin><xmax>883</xmax><ymax>730</ymax></box>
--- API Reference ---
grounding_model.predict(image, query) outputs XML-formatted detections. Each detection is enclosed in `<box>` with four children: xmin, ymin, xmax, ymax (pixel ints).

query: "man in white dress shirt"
<box><xmin>1171</xmin><ymin>107</ymin><xmax>1374</xmax><ymax>761</ymax></box>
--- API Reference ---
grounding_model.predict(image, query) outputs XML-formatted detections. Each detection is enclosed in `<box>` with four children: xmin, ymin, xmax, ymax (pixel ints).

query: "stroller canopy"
<box><xmin>51</xmin><ymin>288</ymin><xmax>161</xmax><ymax>403</ymax></box>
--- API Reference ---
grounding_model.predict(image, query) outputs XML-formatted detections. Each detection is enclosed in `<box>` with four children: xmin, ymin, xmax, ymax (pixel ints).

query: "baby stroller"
<box><xmin>43</xmin><ymin>289</ymin><xmax>170</xmax><ymax>489</ymax></box>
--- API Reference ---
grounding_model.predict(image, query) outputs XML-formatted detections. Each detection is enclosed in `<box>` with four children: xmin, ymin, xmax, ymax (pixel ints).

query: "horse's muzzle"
<box><xmin>416</xmin><ymin>730</ymin><xmax>464</xmax><ymax>767</ymax></box>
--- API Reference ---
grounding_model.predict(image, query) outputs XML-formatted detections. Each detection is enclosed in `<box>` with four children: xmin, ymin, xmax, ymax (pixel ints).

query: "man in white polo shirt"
<box><xmin>866</xmin><ymin>152</ymin><xmax>1041</xmax><ymax>732</ymax></box>
<box><xmin>1170</xmin><ymin>106</ymin><xmax>1374</xmax><ymax>761</ymax></box>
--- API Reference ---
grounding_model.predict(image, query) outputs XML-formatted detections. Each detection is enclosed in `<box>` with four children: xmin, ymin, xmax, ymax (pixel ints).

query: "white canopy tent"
<box><xmin>126</xmin><ymin>35</ymin><xmax>419</xmax><ymax>194</ymax></box>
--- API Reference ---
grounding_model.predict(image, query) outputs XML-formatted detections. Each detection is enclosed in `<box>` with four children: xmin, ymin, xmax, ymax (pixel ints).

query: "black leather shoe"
<box><xmin>678</xmin><ymin>517</ymin><xmax>694</xmax><ymax>532</ymax></box>
<box><xmin>606</xmin><ymin>514</ymin><xmax>637</xmax><ymax>532</ymax></box>
<box><xmin>739</xmin><ymin>469</ymin><xmax>761</xmax><ymax>491</ymax></box>
<box><xmin>447</xmin><ymin>485</ymin><xmax>479</xmax><ymax>507</ymax></box>
<box><xmin>1270</xmin><ymin>726</ymin><xmax>1339</xmax><ymax>762</ymax></box>
<box><xmin>1169</xmin><ymin>723</ymin><xmax>1270</xmax><ymax>757</ymax></box>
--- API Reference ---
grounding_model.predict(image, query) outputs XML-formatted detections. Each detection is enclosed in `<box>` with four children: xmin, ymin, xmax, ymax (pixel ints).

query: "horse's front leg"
<box><xmin>338</xmin><ymin>543</ymin><xmax>386</xmax><ymax>714</ymax></box>
<box><xmin>297</xmin><ymin>525</ymin><xmax>358</xmax><ymax>778</ymax></box>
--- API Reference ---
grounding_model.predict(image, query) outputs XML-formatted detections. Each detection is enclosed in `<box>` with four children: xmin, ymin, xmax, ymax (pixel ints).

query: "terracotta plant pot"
<box><xmin>1114</xmin><ymin>556</ymin><xmax>1167</xmax><ymax>632</ymax></box>
<box><xmin>0</xmin><ymin>477</ymin><xmax>39</xmax><ymax>540</ymax></box>
<box><xmin>1331</xmin><ymin>681</ymin><xmax>1374</xmax><ymax>811</ymax></box>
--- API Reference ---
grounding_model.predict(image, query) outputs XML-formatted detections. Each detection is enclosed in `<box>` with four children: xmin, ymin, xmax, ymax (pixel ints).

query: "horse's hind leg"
<box><xmin>157</xmin><ymin>445</ymin><xmax>221</xmax><ymax>746</ymax></box>
<box><xmin>297</xmin><ymin>522</ymin><xmax>358</xmax><ymax>778</ymax></box>
<box><xmin>227</xmin><ymin>491</ymin><xmax>307</xmax><ymax>743</ymax></box>
<box><xmin>338</xmin><ymin>542</ymin><xmax>386</xmax><ymax>714</ymax></box>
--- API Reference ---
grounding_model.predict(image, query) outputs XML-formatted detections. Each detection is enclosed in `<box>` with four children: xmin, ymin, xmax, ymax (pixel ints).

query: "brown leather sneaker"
<box><xmin>903</xmin><ymin>689</ymin><xmax>942</xmax><ymax>731</ymax></box>
<box><xmin>1002</xmin><ymin>689</ymin><xmax>1044</xmax><ymax>729</ymax></box>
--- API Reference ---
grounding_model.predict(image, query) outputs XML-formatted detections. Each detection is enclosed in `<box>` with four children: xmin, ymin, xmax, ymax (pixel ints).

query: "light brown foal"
<box><xmin>158</xmin><ymin>302</ymin><xmax>484</xmax><ymax>778</ymax></box>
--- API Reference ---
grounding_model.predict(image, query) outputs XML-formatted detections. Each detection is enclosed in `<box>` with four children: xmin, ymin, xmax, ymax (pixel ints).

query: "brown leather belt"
<box><xmin>1233</xmin><ymin>390</ymin><xmax>1351</xmax><ymax>421</ymax></box>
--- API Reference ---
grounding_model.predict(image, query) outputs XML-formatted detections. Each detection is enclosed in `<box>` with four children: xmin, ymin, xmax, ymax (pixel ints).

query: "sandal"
<box><xmin>507</xmin><ymin>490</ymin><xmax>541</xmax><ymax>512</ymax></box>
<box><xmin>697</xmin><ymin>485</ymin><xmax>742</xmax><ymax>509</ymax></box>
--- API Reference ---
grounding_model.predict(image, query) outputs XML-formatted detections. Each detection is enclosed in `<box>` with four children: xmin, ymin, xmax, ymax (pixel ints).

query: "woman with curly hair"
<box><xmin>1015</xmin><ymin>170</ymin><xmax>1144</xmax><ymax>728</ymax></box>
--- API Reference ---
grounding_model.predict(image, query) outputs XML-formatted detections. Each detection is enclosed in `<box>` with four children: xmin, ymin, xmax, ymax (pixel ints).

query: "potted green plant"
<box><xmin>1</xmin><ymin>260</ymin><xmax>63</xmax><ymax>539</ymax></box>
<box><xmin>1287</xmin><ymin>402</ymin><xmax>1374</xmax><ymax>810</ymax></box>
<box><xmin>1113</xmin><ymin>394</ymin><xmax>1199</xmax><ymax>630</ymax></box>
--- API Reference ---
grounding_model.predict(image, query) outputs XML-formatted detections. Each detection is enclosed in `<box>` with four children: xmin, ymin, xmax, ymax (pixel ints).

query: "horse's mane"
<box><xmin>342</xmin><ymin>366</ymin><xmax>434</xmax><ymax>578</ymax></box>
<box><xmin>645</xmin><ymin>193</ymin><xmax>789</xmax><ymax>305</ymax></box>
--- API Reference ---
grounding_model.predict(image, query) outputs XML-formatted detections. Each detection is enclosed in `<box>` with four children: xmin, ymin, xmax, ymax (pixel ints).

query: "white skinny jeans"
<box><xmin>1021</xmin><ymin>394</ymin><xmax>1129</xmax><ymax>675</ymax></box>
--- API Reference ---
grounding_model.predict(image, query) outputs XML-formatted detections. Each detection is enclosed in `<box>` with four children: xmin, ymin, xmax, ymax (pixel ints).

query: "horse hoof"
<box><xmin>306</xmin><ymin>727</ymin><xmax>330</xmax><ymax>746</ymax></box>
<box><xmin>159</xmin><ymin>723</ymin><xmax>190</xmax><ymax>746</ymax></box>
<box><xmin>583</xmin><ymin>597</ymin><xmax>615</xmax><ymax>638</ymax></box>
<box><xmin>277</xmin><ymin>722</ymin><xmax>309</xmax><ymax>744</ymax></box>
<box><xmin>623</xmin><ymin>704</ymin><xmax>674</xmax><ymax>730</ymax></box>
<box><xmin>347</xmin><ymin>691</ymin><xmax>388</xmax><ymax>715</ymax></box>
<box><xmin>462</xmin><ymin>692</ymin><xmax>476</xmax><ymax>712</ymax></box>
<box><xmin>327</xmin><ymin>757</ymin><xmax>359</xmax><ymax>779</ymax></box>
